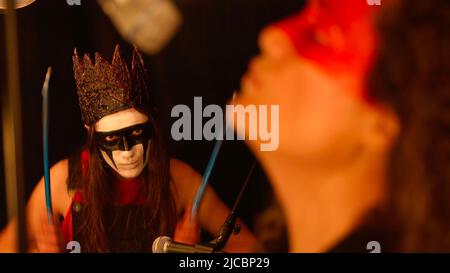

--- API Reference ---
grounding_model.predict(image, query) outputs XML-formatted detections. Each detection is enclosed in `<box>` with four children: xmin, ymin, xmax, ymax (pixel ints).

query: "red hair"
<box><xmin>274</xmin><ymin>0</ymin><xmax>384</xmax><ymax>99</ymax></box>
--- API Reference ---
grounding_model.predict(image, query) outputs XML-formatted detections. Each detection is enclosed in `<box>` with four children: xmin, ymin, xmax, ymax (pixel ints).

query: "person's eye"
<box><xmin>131</xmin><ymin>128</ymin><xmax>143</xmax><ymax>136</ymax></box>
<box><xmin>105</xmin><ymin>135</ymin><xmax>120</xmax><ymax>142</ymax></box>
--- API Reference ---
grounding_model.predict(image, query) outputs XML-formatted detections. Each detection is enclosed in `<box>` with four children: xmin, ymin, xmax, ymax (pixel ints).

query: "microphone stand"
<box><xmin>209</xmin><ymin>160</ymin><xmax>257</xmax><ymax>252</ymax></box>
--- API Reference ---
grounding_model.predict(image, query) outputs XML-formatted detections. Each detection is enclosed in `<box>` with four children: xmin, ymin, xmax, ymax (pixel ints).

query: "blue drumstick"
<box><xmin>191</xmin><ymin>138</ymin><xmax>223</xmax><ymax>220</ymax></box>
<box><xmin>42</xmin><ymin>67</ymin><xmax>53</xmax><ymax>223</ymax></box>
<box><xmin>191</xmin><ymin>92</ymin><xmax>236</xmax><ymax>220</ymax></box>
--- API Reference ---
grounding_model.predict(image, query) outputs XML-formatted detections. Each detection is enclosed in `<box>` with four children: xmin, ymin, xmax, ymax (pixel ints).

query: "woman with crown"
<box><xmin>0</xmin><ymin>45</ymin><xmax>257</xmax><ymax>253</ymax></box>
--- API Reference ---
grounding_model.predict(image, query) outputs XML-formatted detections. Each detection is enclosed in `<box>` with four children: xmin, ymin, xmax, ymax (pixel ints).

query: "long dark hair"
<box><xmin>76</xmin><ymin>108</ymin><xmax>177</xmax><ymax>252</ymax></box>
<box><xmin>368</xmin><ymin>0</ymin><xmax>450</xmax><ymax>251</ymax></box>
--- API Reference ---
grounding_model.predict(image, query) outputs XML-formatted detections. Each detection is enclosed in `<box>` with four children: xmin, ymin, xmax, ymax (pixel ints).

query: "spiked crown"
<box><xmin>73</xmin><ymin>45</ymin><xmax>150</xmax><ymax>125</ymax></box>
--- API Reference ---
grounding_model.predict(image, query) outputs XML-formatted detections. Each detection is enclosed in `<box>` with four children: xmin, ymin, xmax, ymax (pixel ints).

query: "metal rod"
<box><xmin>211</xmin><ymin>160</ymin><xmax>257</xmax><ymax>251</ymax></box>
<box><xmin>231</xmin><ymin>160</ymin><xmax>256</xmax><ymax>214</ymax></box>
<box><xmin>2</xmin><ymin>0</ymin><xmax>27</xmax><ymax>252</ymax></box>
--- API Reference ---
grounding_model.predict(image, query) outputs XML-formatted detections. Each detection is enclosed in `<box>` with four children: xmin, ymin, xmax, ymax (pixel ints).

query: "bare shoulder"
<box><xmin>48</xmin><ymin>158</ymin><xmax>70</xmax><ymax>196</ymax></box>
<box><xmin>49</xmin><ymin>159</ymin><xmax>72</xmax><ymax>215</ymax></box>
<box><xmin>170</xmin><ymin>158</ymin><xmax>198</xmax><ymax>180</ymax></box>
<box><xmin>50</xmin><ymin>159</ymin><xmax>69</xmax><ymax>185</ymax></box>
<box><xmin>169</xmin><ymin>158</ymin><xmax>202</xmax><ymax>207</ymax></box>
<box><xmin>28</xmin><ymin>158</ymin><xmax>71</xmax><ymax>217</ymax></box>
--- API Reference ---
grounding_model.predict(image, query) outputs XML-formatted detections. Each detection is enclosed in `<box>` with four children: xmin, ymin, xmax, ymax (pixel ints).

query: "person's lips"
<box><xmin>118</xmin><ymin>161</ymin><xmax>139</xmax><ymax>169</ymax></box>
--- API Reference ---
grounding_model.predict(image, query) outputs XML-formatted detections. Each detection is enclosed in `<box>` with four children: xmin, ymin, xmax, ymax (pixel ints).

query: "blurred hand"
<box><xmin>34</xmin><ymin>214</ymin><xmax>63</xmax><ymax>253</ymax></box>
<box><xmin>174</xmin><ymin>206</ymin><xmax>201</xmax><ymax>245</ymax></box>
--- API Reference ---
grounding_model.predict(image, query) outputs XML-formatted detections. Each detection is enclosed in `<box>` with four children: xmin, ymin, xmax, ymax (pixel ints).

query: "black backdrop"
<box><xmin>0</xmin><ymin>0</ymin><xmax>304</xmax><ymax>243</ymax></box>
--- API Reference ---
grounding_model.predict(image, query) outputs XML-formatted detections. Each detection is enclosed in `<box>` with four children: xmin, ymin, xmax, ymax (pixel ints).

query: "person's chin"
<box><xmin>118</xmin><ymin>168</ymin><xmax>142</xmax><ymax>179</ymax></box>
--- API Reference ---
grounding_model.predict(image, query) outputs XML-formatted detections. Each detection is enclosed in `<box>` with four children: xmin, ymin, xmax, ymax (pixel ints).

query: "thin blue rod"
<box><xmin>191</xmin><ymin>138</ymin><xmax>223</xmax><ymax>220</ymax></box>
<box><xmin>190</xmin><ymin>93</ymin><xmax>236</xmax><ymax>221</ymax></box>
<box><xmin>42</xmin><ymin>67</ymin><xmax>52</xmax><ymax>223</ymax></box>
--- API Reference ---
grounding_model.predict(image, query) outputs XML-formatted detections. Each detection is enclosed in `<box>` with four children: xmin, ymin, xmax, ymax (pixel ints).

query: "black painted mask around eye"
<box><xmin>95</xmin><ymin>121</ymin><xmax>153</xmax><ymax>152</ymax></box>
<box><xmin>95</xmin><ymin>121</ymin><xmax>153</xmax><ymax>171</ymax></box>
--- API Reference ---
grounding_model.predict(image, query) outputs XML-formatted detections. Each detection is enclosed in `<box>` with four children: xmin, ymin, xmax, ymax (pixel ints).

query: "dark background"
<box><xmin>0</xmin><ymin>0</ymin><xmax>304</xmax><ymax>245</ymax></box>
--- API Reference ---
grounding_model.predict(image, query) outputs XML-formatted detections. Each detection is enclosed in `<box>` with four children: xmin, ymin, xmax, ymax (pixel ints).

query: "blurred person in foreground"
<box><xmin>234</xmin><ymin>0</ymin><xmax>450</xmax><ymax>252</ymax></box>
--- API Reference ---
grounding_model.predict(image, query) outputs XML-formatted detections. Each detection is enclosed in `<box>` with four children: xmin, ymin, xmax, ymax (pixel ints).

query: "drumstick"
<box><xmin>191</xmin><ymin>138</ymin><xmax>223</xmax><ymax>221</ymax></box>
<box><xmin>41</xmin><ymin>67</ymin><xmax>53</xmax><ymax>223</ymax></box>
<box><xmin>191</xmin><ymin>92</ymin><xmax>236</xmax><ymax>220</ymax></box>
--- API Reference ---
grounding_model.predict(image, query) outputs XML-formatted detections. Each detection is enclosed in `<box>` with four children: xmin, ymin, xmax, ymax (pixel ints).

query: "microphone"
<box><xmin>97</xmin><ymin>0</ymin><xmax>182</xmax><ymax>55</ymax></box>
<box><xmin>152</xmin><ymin>236</ymin><xmax>224</xmax><ymax>253</ymax></box>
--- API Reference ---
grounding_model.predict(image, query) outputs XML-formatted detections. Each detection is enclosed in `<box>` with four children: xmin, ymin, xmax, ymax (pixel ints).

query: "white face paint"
<box><xmin>95</xmin><ymin>108</ymin><xmax>150</xmax><ymax>179</ymax></box>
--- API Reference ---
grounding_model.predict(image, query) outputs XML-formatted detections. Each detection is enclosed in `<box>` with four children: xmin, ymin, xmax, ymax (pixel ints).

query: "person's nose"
<box><xmin>120</xmin><ymin>149</ymin><xmax>135</xmax><ymax>161</ymax></box>
<box><xmin>258</xmin><ymin>26</ymin><xmax>296</xmax><ymax>62</ymax></box>
<box><xmin>120</xmin><ymin>138</ymin><xmax>135</xmax><ymax>159</ymax></box>
<box><xmin>122</xmin><ymin>136</ymin><xmax>130</xmax><ymax>151</ymax></box>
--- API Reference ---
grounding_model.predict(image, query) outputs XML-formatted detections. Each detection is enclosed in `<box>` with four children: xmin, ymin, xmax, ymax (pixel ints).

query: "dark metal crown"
<box><xmin>73</xmin><ymin>45</ymin><xmax>150</xmax><ymax>125</ymax></box>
